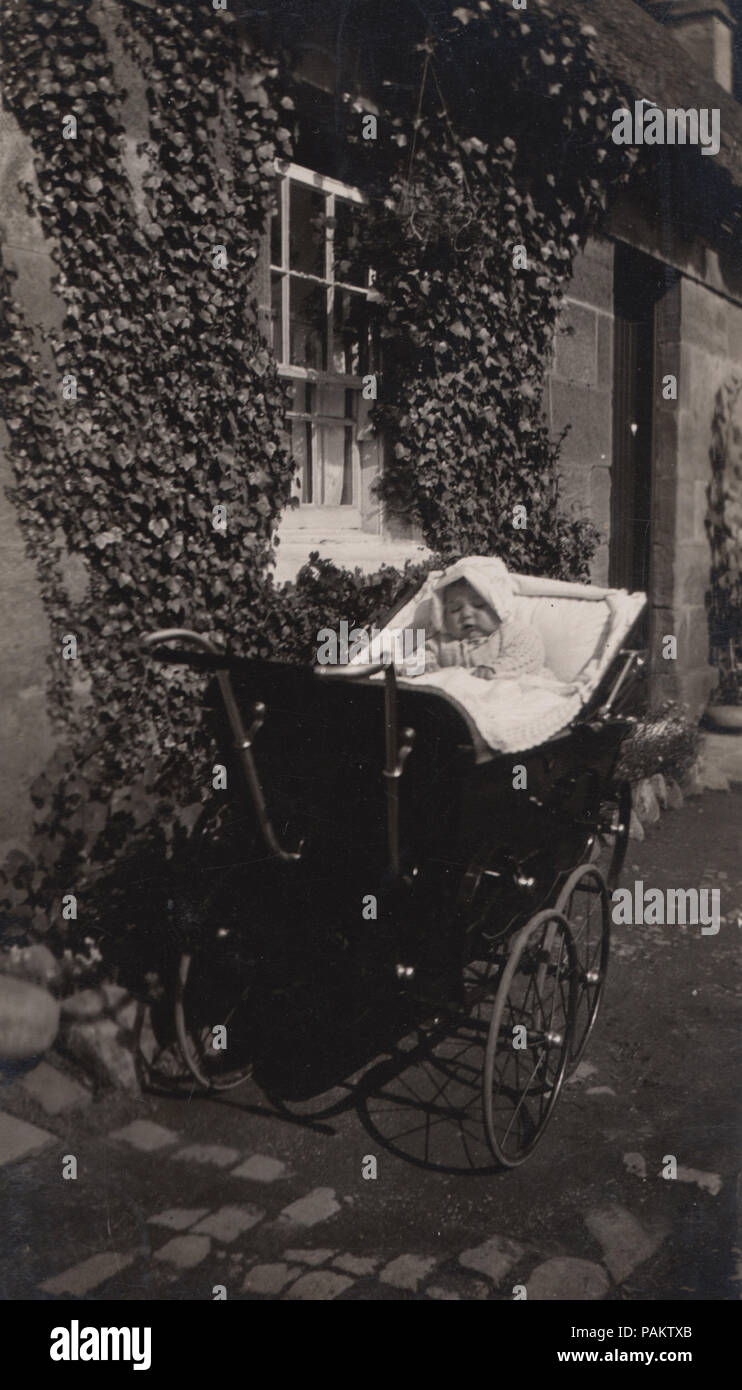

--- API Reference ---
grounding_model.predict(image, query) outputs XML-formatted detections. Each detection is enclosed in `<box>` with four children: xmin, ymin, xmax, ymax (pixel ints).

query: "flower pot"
<box><xmin>706</xmin><ymin>705</ymin><xmax>742</xmax><ymax>732</ymax></box>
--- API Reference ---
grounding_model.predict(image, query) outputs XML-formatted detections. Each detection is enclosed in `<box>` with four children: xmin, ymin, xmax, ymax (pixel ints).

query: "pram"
<box><xmin>143</xmin><ymin>567</ymin><xmax>646</xmax><ymax>1169</ymax></box>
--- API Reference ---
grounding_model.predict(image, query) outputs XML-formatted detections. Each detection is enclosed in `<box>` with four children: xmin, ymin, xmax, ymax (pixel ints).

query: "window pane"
<box><xmin>334</xmin><ymin>198</ymin><xmax>368</xmax><ymax>287</ymax></box>
<box><xmin>270</xmin><ymin>177</ymin><xmax>282</xmax><ymax>266</ymax></box>
<box><xmin>271</xmin><ymin>271</ymin><xmax>283</xmax><ymax>359</ymax></box>
<box><xmin>290</xmin><ymin>277</ymin><xmax>327</xmax><ymax>369</ymax></box>
<box><xmin>290</xmin><ymin>416</ymin><xmax>313</xmax><ymax>504</ymax></box>
<box><xmin>289</xmin><ymin>181</ymin><xmax>325</xmax><ymax>277</ymax></box>
<box><xmin>316</xmin><ymin>384</ymin><xmax>350</xmax><ymax>420</ymax></box>
<box><xmin>333</xmin><ymin>289</ymin><xmax>370</xmax><ymax>376</ymax></box>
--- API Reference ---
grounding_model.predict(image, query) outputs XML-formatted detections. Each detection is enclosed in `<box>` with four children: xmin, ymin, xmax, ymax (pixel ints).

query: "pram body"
<box><xmin>144</xmin><ymin>569</ymin><xmax>647</xmax><ymax>1168</ymax></box>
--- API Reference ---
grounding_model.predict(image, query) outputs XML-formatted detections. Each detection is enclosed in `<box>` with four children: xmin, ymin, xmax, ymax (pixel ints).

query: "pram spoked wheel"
<box><xmin>483</xmin><ymin>909</ymin><xmax>576</xmax><ymax>1168</ymax></box>
<box><xmin>554</xmin><ymin>864</ymin><xmax>610</xmax><ymax>1067</ymax></box>
<box><xmin>174</xmin><ymin>935</ymin><xmax>257</xmax><ymax>1091</ymax></box>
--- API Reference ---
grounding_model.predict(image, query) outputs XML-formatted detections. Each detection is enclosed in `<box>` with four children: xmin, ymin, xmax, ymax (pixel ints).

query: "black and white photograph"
<box><xmin>0</xmin><ymin>0</ymin><xmax>739</xmax><ymax>1344</ymax></box>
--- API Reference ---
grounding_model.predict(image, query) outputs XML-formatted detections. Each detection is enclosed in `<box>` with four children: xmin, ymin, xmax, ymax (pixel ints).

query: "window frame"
<box><xmin>270</xmin><ymin>159</ymin><xmax>375</xmax><ymax>517</ymax></box>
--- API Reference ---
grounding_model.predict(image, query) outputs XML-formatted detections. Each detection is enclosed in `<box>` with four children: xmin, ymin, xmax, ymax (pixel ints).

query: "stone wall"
<box><xmin>651</xmin><ymin>273</ymin><xmax>742</xmax><ymax>712</ymax></box>
<box><xmin>0</xmin><ymin>100</ymin><xmax>58</xmax><ymax>851</ymax></box>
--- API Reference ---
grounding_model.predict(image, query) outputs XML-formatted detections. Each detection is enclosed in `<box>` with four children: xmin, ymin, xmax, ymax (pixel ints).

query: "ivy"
<box><xmin>0</xmin><ymin>0</ymin><xmax>645</xmax><ymax>962</ymax></box>
<box><xmin>340</xmin><ymin>0</ymin><xmax>639</xmax><ymax>570</ymax></box>
<box><xmin>0</xmin><ymin>0</ymin><xmax>296</xmax><ymax>787</ymax></box>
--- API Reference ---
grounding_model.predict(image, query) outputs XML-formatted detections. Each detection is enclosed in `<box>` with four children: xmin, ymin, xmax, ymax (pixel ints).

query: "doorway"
<box><xmin>610</xmin><ymin>243</ymin><xmax>675</xmax><ymax>602</ymax></box>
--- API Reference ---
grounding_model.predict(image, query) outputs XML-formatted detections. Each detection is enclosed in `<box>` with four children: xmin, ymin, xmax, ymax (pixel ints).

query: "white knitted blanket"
<box><xmin>397</xmin><ymin>665</ymin><xmax>586</xmax><ymax>757</ymax></box>
<box><xmin>345</xmin><ymin>563</ymin><xmax>646</xmax><ymax>758</ymax></box>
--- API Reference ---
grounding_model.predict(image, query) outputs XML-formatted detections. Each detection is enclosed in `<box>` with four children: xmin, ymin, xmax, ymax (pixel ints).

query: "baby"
<box><xmin>424</xmin><ymin>572</ymin><xmax>544</xmax><ymax>680</ymax></box>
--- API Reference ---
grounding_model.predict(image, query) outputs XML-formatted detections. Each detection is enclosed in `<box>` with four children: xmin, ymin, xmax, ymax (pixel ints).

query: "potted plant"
<box><xmin>706</xmin><ymin>377</ymin><xmax>742</xmax><ymax>730</ymax></box>
<box><xmin>707</xmin><ymin>637</ymin><xmax>742</xmax><ymax>731</ymax></box>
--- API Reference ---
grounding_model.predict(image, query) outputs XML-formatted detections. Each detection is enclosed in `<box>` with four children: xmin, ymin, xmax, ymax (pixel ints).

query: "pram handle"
<box><xmin>142</xmin><ymin>628</ymin><xmax>223</xmax><ymax>657</ymax></box>
<box><xmin>142</xmin><ymin>628</ymin><xmax>302</xmax><ymax>864</ymax></box>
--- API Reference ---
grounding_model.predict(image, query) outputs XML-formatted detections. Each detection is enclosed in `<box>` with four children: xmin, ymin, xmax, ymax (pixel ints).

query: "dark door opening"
<box><xmin>610</xmin><ymin>243</ymin><xmax>675</xmax><ymax>605</ymax></box>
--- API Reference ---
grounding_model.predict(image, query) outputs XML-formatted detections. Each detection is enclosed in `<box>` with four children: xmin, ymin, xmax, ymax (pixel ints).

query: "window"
<box><xmin>268</xmin><ymin>161</ymin><xmax>377</xmax><ymax>518</ymax></box>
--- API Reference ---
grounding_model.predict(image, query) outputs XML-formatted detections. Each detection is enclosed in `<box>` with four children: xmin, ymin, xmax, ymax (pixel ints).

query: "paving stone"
<box><xmin>191</xmin><ymin>1205</ymin><xmax>264</xmax><ymax>1243</ymax></box>
<box><xmin>284</xmin><ymin>1270</ymin><xmax>354</xmax><ymax>1300</ymax></box>
<box><xmin>458</xmin><ymin>1234</ymin><xmax>524</xmax><ymax>1286</ymax></box>
<box><xmin>283</xmin><ymin>1248</ymin><xmax>336</xmax><ymax>1267</ymax></box>
<box><xmin>675</xmin><ymin>1166</ymin><xmax>722</xmax><ymax>1196</ymax></box>
<box><xmin>174</xmin><ymin>1143</ymin><xmax>240</xmax><ymax>1168</ymax></box>
<box><xmin>379</xmin><ymin>1254</ymin><xmax>438</xmax><ymax>1291</ymax></box>
<box><xmin>526</xmin><ymin>1257</ymin><xmax>610</xmax><ymax>1301</ymax></box>
<box><xmin>110</xmin><ymin>1119</ymin><xmax>179</xmax><ymax>1152</ymax></box>
<box><xmin>154</xmin><ymin>1235</ymin><xmax>211</xmax><ymax>1270</ymax></box>
<box><xmin>20</xmin><ymin>1061</ymin><xmax>91</xmax><ymax>1115</ymax></box>
<box><xmin>0</xmin><ymin>1110</ymin><xmax>54</xmax><ymax>1166</ymax></box>
<box><xmin>333</xmin><ymin>1254</ymin><xmax>380</xmax><ymax>1276</ymax></box>
<box><xmin>148</xmin><ymin>1208</ymin><xmax>211</xmax><ymax>1232</ymax></box>
<box><xmin>231</xmin><ymin>1154</ymin><xmax>287</xmax><ymax>1183</ymax></box>
<box><xmin>40</xmin><ymin>1251</ymin><xmax>134</xmax><ymax>1296</ymax></box>
<box><xmin>623</xmin><ymin>1152</ymin><xmax>647</xmax><ymax>1180</ymax></box>
<box><xmin>279</xmin><ymin>1188</ymin><xmax>340</xmax><ymax>1227</ymax></box>
<box><xmin>565</xmin><ymin>1060</ymin><xmax>598</xmax><ymax>1086</ymax></box>
<box><xmin>585</xmin><ymin>1205</ymin><xmax>665</xmax><ymax>1284</ymax></box>
<box><xmin>242</xmin><ymin>1263</ymin><xmax>301</xmax><ymax>1295</ymax></box>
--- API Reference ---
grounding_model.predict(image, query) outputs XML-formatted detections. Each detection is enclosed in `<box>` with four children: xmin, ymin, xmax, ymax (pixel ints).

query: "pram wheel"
<box><xmin>174</xmin><ymin>935</ymin><xmax>257</xmax><ymax>1091</ymax></box>
<box><xmin>483</xmin><ymin>910</ymin><xmax>576</xmax><ymax>1168</ymax></box>
<box><xmin>554</xmin><ymin>864</ymin><xmax>610</xmax><ymax>1067</ymax></box>
<box><xmin>589</xmin><ymin>781</ymin><xmax>631</xmax><ymax>891</ymax></box>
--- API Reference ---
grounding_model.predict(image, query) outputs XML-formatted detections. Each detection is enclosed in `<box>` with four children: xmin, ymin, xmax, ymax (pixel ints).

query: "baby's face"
<box><xmin>444</xmin><ymin>580</ymin><xmax>499</xmax><ymax>640</ymax></box>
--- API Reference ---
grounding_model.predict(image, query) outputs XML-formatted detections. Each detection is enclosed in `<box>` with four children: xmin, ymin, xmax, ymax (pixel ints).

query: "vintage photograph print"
<box><xmin>0</xmin><ymin>0</ymin><xmax>739</xmax><ymax>1332</ymax></box>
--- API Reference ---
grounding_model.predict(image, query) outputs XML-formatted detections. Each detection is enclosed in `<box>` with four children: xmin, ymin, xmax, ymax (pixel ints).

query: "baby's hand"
<box><xmin>472</xmin><ymin>665</ymin><xmax>496</xmax><ymax>680</ymax></box>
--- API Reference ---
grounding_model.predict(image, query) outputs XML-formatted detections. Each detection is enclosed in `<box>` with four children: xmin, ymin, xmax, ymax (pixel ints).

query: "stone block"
<box><xmin>191</xmin><ymin>1205</ymin><xmax>264</xmax><ymax>1243</ymax></box>
<box><xmin>379</xmin><ymin>1254</ymin><xmax>439</xmax><ymax>1291</ymax></box>
<box><xmin>727</xmin><ymin>303</ymin><xmax>742</xmax><ymax>361</ymax></box>
<box><xmin>279</xmin><ymin>1188</ymin><xmax>340</xmax><ymax>1227</ymax></box>
<box><xmin>154</xmin><ymin>1236</ymin><xmax>211</xmax><ymax>1270</ymax></box>
<box><xmin>231</xmin><ymin>1154</ymin><xmax>287</xmax><ymax>1183</ymax></box>
<box><xmin>243</xmin><ymin>1263</ymin><xmax>301</xmax><ymax>1295</ymax></box>
<box><xmin>585</xmin><ymin>1205</ymin><xmax>665</xmax><ymax>1284</ymax></box>
<box><xmin>596</xmin><ymin>313</ymin><xmax>613</xmax><ymax>387</ymax></box>
<box><xmin>550</xmin><ymin>380</ymin><xmax>612</xmax><ymax>468</ymax></box>
<box><xmin>681</xmin><ymin>278</ymin><xmax>729</xmax><ymax>355</ymax></box>
<box><xmin>61</xmin><ymin>989</ymin><xmax>107</xmax><ymax>1022</ymax></box>
<box><xmin>0</xmin><ymin>1110</ymin><xmax>53</xmax><ymax>1166</ymax></box>
<box><xmin>553</xmin><ymin>302</ymin><xmax>598</xmax><ymax>385</ymax></box>
<box><xmin>111</xmin><ymin>1120</ymin><xmax>178</xmax><ymax>1151</ymax></box>
<box><xmin>589</xmin><ymin>465</ymin><xmax>611</xmax><ymax>535</ymax></box>
<box><xmin>458</xmin><ymin>1234</ymin><xmax>524</xmax><ymax>1285</ymax></box>
<box><xmin>64</xmin><ymin>1019</ymin><xmax>139</xmax><ymax>1092</ymax></box>
<box><xmin>0</xmin><ymin>944</ymin><xmax>60</xmax><ymax>989</ymax></box>
<box><xmin>566</xmin><ymin>236</ymin><xmax>614</xmax><ymax>312</ymax></box>
<box><xmin>0</xmin><ymin>975</ymin><xmax>59</xmax><ymax>1060</ymax></box>
<box><xmin>20</xmin><ymin>1060</ymin><xmax>91</xmax><ymax>1115</ymax></box>
<box><xmin>678</xmin><ymin>547</ymin><xmax>712</xmax><ymax>606</ymax></box>
<box><xmin>40</xmin><ymin>1251</ymin><xmax>134</xmax><ymax>1296</ymax></box>
<box><xmin>526</xmin><ymin>1257</ymin><xmax>609</xmax><ymax>1301</ymax></box>
<box><xmin>589</xmin><ymin>543</ymin><xmax>610</xmax><ymax>587</ymax></box>
<box><xmin>679</xmin><ymin>605</ymin><xmax>713</xmax><ymax>670</ymax></box>
<box><xmin>284</xmin><ymin>1270</ymin><xmax>354</xmax><ymax>1300</ymax></box>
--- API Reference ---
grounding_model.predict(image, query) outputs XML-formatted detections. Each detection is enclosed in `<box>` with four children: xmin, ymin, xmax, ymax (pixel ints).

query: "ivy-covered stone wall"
<box><xmin>0</xmin><ymin>0</ymin><xmax>646</xmax><ymax>951</ymax></box>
